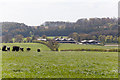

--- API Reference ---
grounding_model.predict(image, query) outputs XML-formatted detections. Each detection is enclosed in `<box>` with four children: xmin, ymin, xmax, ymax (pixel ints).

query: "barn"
<box><xmin>81</xmin><ymin>40</ymin><xmax>100</xmax><ymax>45</ymax></box>
<box><xmin>37</xmin><ymin>38</ymin><xmax>47</xmax><ymax>41</ymax></box>
<box><xmin>55</xmin><ymin>38</ymin><xmax>77</xmax><ymax>44</ymax></box>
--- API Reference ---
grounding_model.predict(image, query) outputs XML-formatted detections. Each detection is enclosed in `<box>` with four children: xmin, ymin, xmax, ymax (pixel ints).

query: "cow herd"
<box><xmin>2</xmin><ymin>45</ymin><xmax>41</xmax><ymax>52</ymax></box>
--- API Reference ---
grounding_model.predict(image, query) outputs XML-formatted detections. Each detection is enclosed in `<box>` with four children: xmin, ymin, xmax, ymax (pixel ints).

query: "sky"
<box><xmin>0</xmin><ymin>0</ymin><xmax>119</xmax><ymax>26</ymax></box>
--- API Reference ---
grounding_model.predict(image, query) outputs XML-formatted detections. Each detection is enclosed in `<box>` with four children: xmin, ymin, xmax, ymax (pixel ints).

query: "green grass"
<box><xmin>59</xmin><ymin>43</ymin><xmax>118</xmax><ymax>50</ymax></box>
<box><xmin>105</xmin><ymin>43</ymin><xmax>118</xmax><ymax>45</ymax></box>
<box><xmin>2</xmin><ymin>43</ymin><xmax>118</xmax><ymax>78</ymax></box>
<box><xmin>0</xmin><ymin>43</ymin><xmax>2</xmax><ymax>79</ymax></box>
<box><xmin>0</xmin><ymin>54</ymin><xmax>1</xmax><ymax>80</ymax></box>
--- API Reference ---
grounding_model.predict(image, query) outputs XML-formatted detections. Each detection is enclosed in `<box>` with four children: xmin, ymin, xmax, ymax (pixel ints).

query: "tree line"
<box><xmin>1</xmin><ymin>17</ymin><xmax>118</xmax><ymax>43</ymax></box>
<box><xmin>68</xmin><ymin>32</ymin><xmax>118</xmax><ymax>44</ymax></box>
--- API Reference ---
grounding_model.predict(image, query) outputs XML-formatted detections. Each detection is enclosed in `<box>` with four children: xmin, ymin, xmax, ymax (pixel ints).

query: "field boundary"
<box><xmin>1</xmin><ymin>78</ymin><xmax>119</xmax><ymax>80</ymax></box>
<box><xmin>61</xmin><ymin>48</ymin><xmax>119</xmax><ymax>52</ymax></box>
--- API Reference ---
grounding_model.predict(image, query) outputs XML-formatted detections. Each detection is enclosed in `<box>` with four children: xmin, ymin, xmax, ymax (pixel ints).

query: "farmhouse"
<box><xmin>55</xmin><ymin>38</ymin><xmax>77</xmax><ymax>44</ymax></box>
<box><xmin>81</xmin><ymin>40</ymin><xmax>100</xmax><ymax>45</ymax></box>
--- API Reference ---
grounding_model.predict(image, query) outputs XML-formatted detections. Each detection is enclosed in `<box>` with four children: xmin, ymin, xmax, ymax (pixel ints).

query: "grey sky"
<box><xmin>0</xmin><ymin>0</ymin><xmax>118</xmax><ymax>26</ymax></box>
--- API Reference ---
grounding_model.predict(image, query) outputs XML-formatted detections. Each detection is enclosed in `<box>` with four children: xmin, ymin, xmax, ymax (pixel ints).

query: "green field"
<box><xmin>2</xmin><ymin>43</ymin><xmax>118</xmax><ymax>78</ymax></box>
<box><xmin>0</xmin><ymin>48</ymin><xmax>1</xmax><ymax>79</ymax></box>
<box><xmin>59</xmin><ymin>44</ymin><xmax>118</xmax><ymax>50</ymax></box>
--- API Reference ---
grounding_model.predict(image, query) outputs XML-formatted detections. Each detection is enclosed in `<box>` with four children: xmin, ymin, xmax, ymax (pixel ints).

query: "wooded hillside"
<box><xmin>1</xmin><ymin>17</ymin><xmax>118</xmax><ymax>43</ymax></box>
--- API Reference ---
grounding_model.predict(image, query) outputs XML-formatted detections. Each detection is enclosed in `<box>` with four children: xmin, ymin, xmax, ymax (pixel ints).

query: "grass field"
<box><xmin>59</xmin><ymin>43</ymin><xmax>118</xmax><ymax>50</ymax></box>
<box><xmin>2</xmin><ymin>43</ymin><xmax>118</xmax><ymax>78</ymax></box>
<box><xmin>0</xmin><ymin>48</ymin><xmax>1</xmax><ymax>79</ymax></box>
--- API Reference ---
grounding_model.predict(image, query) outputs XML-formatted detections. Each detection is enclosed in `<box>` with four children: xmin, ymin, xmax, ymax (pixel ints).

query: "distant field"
<box><xmin>2</xmin><ymin>43</ymin><xmax>118</xmax><ymax>78</ymax></box>
<box><xmin>12</xmin><ymin>36</ymin><xmax>68</xmax><ymax>41</ymax></box>
<box><xmin>105</xmin><ymin>43</ymin><xmax>118</xmax><ymax>45</ymax></box>
<box><xmin>59</xmin><ymin>43</ymin><xmax>118</xmax><ymax>50</ymax></box>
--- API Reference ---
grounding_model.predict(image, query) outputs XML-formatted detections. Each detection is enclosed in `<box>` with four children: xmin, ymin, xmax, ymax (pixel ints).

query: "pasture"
<box><xmin>2</xmin><ymin>43</ymin><xmax>118</xmax><ymax>78</ymax></box>
<box><xmin>59</xmin><ymin>43</ymin><xmax>118</xmax><ymax>50</ymax></box>
<box><xmin>0</xmin><ymin>49</ymin><xmax>1</xmax><ymax>79</ymax></box>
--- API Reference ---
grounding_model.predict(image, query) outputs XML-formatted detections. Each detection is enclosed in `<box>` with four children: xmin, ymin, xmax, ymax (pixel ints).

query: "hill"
<box><xmin>2</xmin><ymin>22</ymin><xmax>34</xmax><ymax>37</ymax></box>
<box><xmin>1</xmin><ymin>17</ymin><xmax>118</xmax><ymax>37</ymax></box>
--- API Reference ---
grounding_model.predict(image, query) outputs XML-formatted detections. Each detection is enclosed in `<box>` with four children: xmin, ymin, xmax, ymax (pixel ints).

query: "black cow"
<box><xmin>12</xmin><ymin>46</ymin><xmax>20</xmax><ymax>51</ymax></box>
<box><xmin>20</xmin><ymin>48</ymin><xmax>24</xmax><ymax>51</ymax></box>
<box><xmin>7</xmin><ymin>47</ymin><xmax>10</xmax><ymax>51</ymax></box>
<box><xmin>37</xmin><ymin>49</ymin><xmax>40</xmax><ymax>52</ymax></box>
<box><xmin>27</xmin><ymin>48</ymin><xmax>31</xmax><ymax>51</ymax></box>
<box><xmin>2</xmin><ymin>46</ymin><xmax>7</xmax><ymax>51</ymax></box>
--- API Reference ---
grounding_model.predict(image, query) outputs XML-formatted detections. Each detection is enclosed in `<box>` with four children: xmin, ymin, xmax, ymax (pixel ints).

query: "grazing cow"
<box><xmin>2</xmin><ymin>46</ymin><xmax>7</xmax><ymax>51</ymax></box>
<box><xmin>12</xmin><ymin>46</ymin><xmax>20</xmax><ymax>51</ymax></box>
<box><xmin>7</xmin><ymin>47</ymin><xmax>10</xmax><ymax>51</ymax></box>
<box><xmin>20</xmin><ymin>48</ymin><xmax>24</xmax><ymax>51</ymax></box>
<box><xmin>27</xmin><ymin>48</ymin><xmax>31</xmax><ymax>51</ymax></box>
<box><xmin>37</xmin><ymin>49</ymin><xmax>40</xmax><ymax>52</ymax></box>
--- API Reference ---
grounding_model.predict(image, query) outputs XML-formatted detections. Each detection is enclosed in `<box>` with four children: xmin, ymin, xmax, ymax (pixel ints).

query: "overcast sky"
<box><xmin>0</xmin><ymin>0</ymin><xmax>118</xmax><ymax>26</ymax></box>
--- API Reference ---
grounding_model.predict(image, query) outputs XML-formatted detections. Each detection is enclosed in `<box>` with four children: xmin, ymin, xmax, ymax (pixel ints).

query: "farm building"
<box><xmin>81</xmin><ymin>40</ymin><xmax>100</xmax><ymax>45</ymax></box>
<box><xmin>37</xmin><ymin>38</ymin><xmax>47</xmax><ymax>41</ymax></box>
<box><xmin>55</xmin><ymin>38</ymin><xmax>77</xmax><ymax>44</ymax></box>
